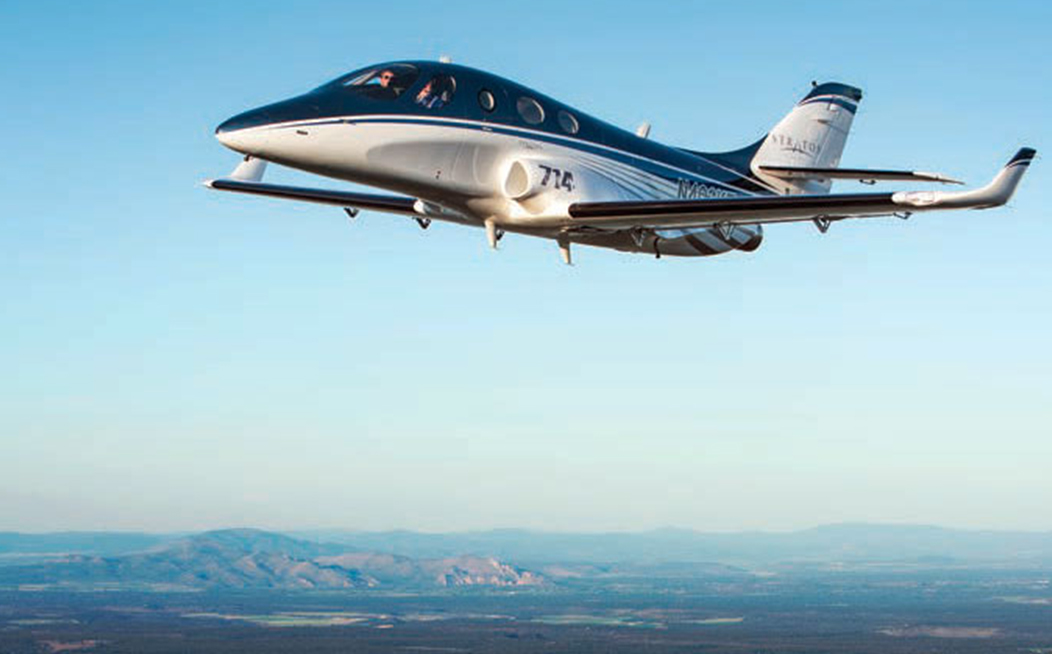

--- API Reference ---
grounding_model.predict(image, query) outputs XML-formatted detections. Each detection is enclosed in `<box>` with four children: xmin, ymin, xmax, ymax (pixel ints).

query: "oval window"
<box><xmin>557</xmin><ymin>110</ymin><xmax>579</xmax><ymax>135</ymax></box>
<box><xmin>516</xmin><ymin>96</ymin><xmax>545</xmax><ymax>125</ymax></box>
<box><xmin>478</xmin><ymin>89</ymin><xmax>495</xmax><ymax>112</ymax></box>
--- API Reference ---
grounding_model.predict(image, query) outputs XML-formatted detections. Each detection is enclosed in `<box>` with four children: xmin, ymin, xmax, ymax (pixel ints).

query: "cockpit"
<box><xmin>218</xmin><ymin>60</ymin><xmax>598</xmax><ymax>148</ymax></box>
<box><xmin>315</xmin><ymin>62</ymin><xmax>586</xmax><ymax>135</ymax></box>
<box><xmin>317</xmin><ymin>63</ymin><xmax>458</xmax><ymax>111</ymax></box>
<box><xmin>336</xmin><ymin>64</ymin><xmax>420</xmax><ymax>100</ymax></box>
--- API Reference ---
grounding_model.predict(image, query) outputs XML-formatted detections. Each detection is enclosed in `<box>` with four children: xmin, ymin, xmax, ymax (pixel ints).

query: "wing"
<box><xmin>568</xmin><ymin>148</ymin><xmax>1034</xmax><ymax>231</ymax></box>
<box><xmin>204</xmin><ymin>156</ymin><xmax>418</xmax><ymax>216</ymax></box>
<box><xmin>206</xmin><ymin>178</ymin><xmax>418</xmax><ymax>215</ymax></box>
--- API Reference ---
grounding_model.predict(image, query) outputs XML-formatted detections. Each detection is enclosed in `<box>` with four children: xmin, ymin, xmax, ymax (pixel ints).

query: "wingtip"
<box><xmin>1008</xmin><ymin>147</ymin><xmax>1037</xmax><ymax>166</ymax></box>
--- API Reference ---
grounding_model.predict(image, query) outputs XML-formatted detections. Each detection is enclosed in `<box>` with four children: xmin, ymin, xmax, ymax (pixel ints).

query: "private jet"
<box><xmin>206</xmin><ymin>60</ymin><xmax>1035</xmax><ymax>264</ymax></box>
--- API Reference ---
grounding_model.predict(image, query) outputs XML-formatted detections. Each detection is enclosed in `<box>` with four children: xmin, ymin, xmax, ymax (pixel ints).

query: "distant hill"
<box><xmin>0</xmin><ymin>529</ymin><xmax>545</xmax><ymax>591</ymax></box>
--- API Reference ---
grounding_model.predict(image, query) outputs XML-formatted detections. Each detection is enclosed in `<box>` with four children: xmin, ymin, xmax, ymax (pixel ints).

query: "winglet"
<box><xmin>892</xmin><ymin>147</ymin><xmax>1035</xmax><ymax>211</ymax></box>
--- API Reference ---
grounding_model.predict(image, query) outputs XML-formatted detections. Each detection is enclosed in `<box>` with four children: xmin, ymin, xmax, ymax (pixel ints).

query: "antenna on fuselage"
<box><xmin>439</xmin><ymin>55</ymin><xmax>452</xmax><ymax>64</ymax></box>
<box><xmin>636</xmin><ymin>122</ymin><xmax>651</xmax><ymax>139</ymax></box>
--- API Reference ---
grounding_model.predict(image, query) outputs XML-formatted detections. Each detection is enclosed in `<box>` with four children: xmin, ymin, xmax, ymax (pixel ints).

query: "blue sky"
<box><xmin>1</xmin><ymin>0</ymin><xmax>1049</xmax><ymax>532</ymax></box>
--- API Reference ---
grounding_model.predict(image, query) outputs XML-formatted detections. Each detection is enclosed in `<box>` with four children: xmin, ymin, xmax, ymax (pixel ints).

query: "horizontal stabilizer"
<box><xmin>758</xmin><ymin>166</ymin><xmax>963</xmax><ymax>185</ymax></box>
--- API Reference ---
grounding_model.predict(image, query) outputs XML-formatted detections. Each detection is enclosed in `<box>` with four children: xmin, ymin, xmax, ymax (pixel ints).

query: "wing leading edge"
<box><xmin>568</xmin><ymin>148</ymin><xmax>1035</xmax><ymax>231</ymax></box>
<box><xmin>205</xmin><ymin>178</ymin><xmax>419</xmax><ymax>215</ymax></box>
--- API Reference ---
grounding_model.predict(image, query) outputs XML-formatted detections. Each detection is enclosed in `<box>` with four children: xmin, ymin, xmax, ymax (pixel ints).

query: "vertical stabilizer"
<box><xmin>751</xmin><ymin>82</ymin><xmax>862</xmax><ymax>194</ymax></box>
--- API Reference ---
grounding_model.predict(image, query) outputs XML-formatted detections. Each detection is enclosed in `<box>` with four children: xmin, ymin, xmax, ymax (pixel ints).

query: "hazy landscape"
<box><xmin>1</xmin><ymin>525</ymin><xmax>1051</xmax><ymax>653</ymax></box>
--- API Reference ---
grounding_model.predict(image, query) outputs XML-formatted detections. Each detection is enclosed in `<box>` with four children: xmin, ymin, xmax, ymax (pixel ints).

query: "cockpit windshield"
<box><xmin>337</xmin><ymin>64</ymin><xmax>419</xmax><ymax>100</ymax></box>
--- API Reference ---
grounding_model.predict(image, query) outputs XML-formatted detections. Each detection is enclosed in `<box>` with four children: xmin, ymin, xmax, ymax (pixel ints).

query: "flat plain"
<box><xmin>2</xmin><ymin>566</ymin><xmax>1051</xmax><ymax>654</ymax></box>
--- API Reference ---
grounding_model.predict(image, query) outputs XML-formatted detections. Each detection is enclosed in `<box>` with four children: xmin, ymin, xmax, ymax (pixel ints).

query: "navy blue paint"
<box><xmin>1008</xmin><ymin>147</ymin><xmax>1037</xmax><ymax>165</ymax></box>
<box><xmin>803</xmin><ymin>82</ymin><xmax>863</xmax><ymax>102</ymax></box>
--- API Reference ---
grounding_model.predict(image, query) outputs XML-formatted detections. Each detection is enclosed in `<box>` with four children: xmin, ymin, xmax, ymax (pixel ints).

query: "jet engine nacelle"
<box><xmin>503</xmin><ymin>159</ymin><xmax>579</xmax><ymax>199</ymax></box>
<box><xmin>502</xmin><ymin>158</ymin><xmax>622</xmax><ymax>219</ymax></box>
<box><xmin>503</xmin><ymin>159</ymin><xmax>578</xmax><ymax>216</ymax></box>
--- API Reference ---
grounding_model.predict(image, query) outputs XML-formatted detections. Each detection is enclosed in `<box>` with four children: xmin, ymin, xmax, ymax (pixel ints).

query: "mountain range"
<box><xmin>0</xmin><ymin>529</ymin><xmax>544</xmax><ymax>591</ymax></box>
<box><xmin>2</xmin><ymin>524</ymin><xmax>1051</xmax><ymax>591</ymax></box>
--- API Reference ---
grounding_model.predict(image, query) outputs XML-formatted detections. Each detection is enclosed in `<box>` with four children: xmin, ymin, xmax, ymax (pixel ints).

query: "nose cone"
<box><xmin>215</xmin><ymin>107</ymin><xmax>272</xmax><ymax>136</ymax></box>
<box><xmin>215</xmin><ymin>111</ymin><xmax>270</xmax><ymax>155</ymax></box>
<box><xmin>214</xmin><ymin>103</ymin><xmax>281</xmax><ymax>155</ymax></box>
<box><xmin>214</xmin><ymin>94</ymin><xmax>323</xmax><ymax>155</ymax></box>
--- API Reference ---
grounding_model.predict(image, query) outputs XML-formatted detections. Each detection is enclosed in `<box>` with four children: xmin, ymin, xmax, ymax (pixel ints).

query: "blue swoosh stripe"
<box><xmin>273</xmin><ymin>115</ymin><xmax>766</xmax><ymax>197</ymax></box>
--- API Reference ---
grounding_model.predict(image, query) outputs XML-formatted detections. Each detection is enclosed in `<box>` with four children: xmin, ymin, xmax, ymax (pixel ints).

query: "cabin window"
<box><xmin>557</xmin><ymin>110</ymin><xmax>579</xmax><ymax>135</ymax></box>
<box><xmin>516</xmin><ymin>96</ymin><xmax>545</xmax><ymax>125</ymax></box>
<box><xmin>340</xmin><ymin>64</ymin><xmax>419</xmax><ymax>100</ymax></box>
<box><xmin>478</xmin><ymin>89</ymin><xmax>496</xmax><ymax>112</ymax></box>
<box><xmin>415</xmin><ymin>75</ymin><xmax>456</xmax><ymax>109</ymax></box>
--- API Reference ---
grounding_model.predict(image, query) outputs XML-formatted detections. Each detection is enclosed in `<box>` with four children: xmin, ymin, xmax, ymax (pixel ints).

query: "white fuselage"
<box><xmin>218</xmin><ymin>114</ymin><xmax>764</xmax><ymax>256</ymax></box>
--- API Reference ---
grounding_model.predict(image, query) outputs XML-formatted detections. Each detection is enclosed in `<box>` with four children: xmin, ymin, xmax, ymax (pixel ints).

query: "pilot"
<box><xmin>363</xmin><ymin>69</ymin><xmax>399</xmax><ymax>99</ymax></box>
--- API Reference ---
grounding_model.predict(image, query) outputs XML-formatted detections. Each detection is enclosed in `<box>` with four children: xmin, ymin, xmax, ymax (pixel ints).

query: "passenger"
<box><xmin>415</xmin><ymin>78</ymin><xmax>446</xmax><ymax>109</ymax></box>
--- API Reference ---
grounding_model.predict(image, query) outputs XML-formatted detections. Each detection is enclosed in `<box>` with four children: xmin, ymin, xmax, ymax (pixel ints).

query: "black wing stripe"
<box><xmin>209</xmin><ymin>179</ymin><xmax>418</xmax><ymax>215</ymax></box>
<box><xmin>569</xmin><ymin>193</ymin><xmax>894</xmax><ymax>219</ymax></box>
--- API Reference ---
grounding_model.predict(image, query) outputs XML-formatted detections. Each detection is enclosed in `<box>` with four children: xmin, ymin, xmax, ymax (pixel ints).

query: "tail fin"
<box><xmin>753</xmin><ymin>82</ymin><xmax>862</xmax><ymax>194</ymax></box>
<box><xmin>706</xmin><ymin>82</ymin><xmax>862</xmax><ymax>195</ymax></box>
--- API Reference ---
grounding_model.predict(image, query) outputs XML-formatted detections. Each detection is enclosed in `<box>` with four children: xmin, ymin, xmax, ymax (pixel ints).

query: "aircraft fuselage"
<box><xmin>215</xmin><ymin>60</ymin><xmax>765</xmax><ymax>257</ymax></box>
